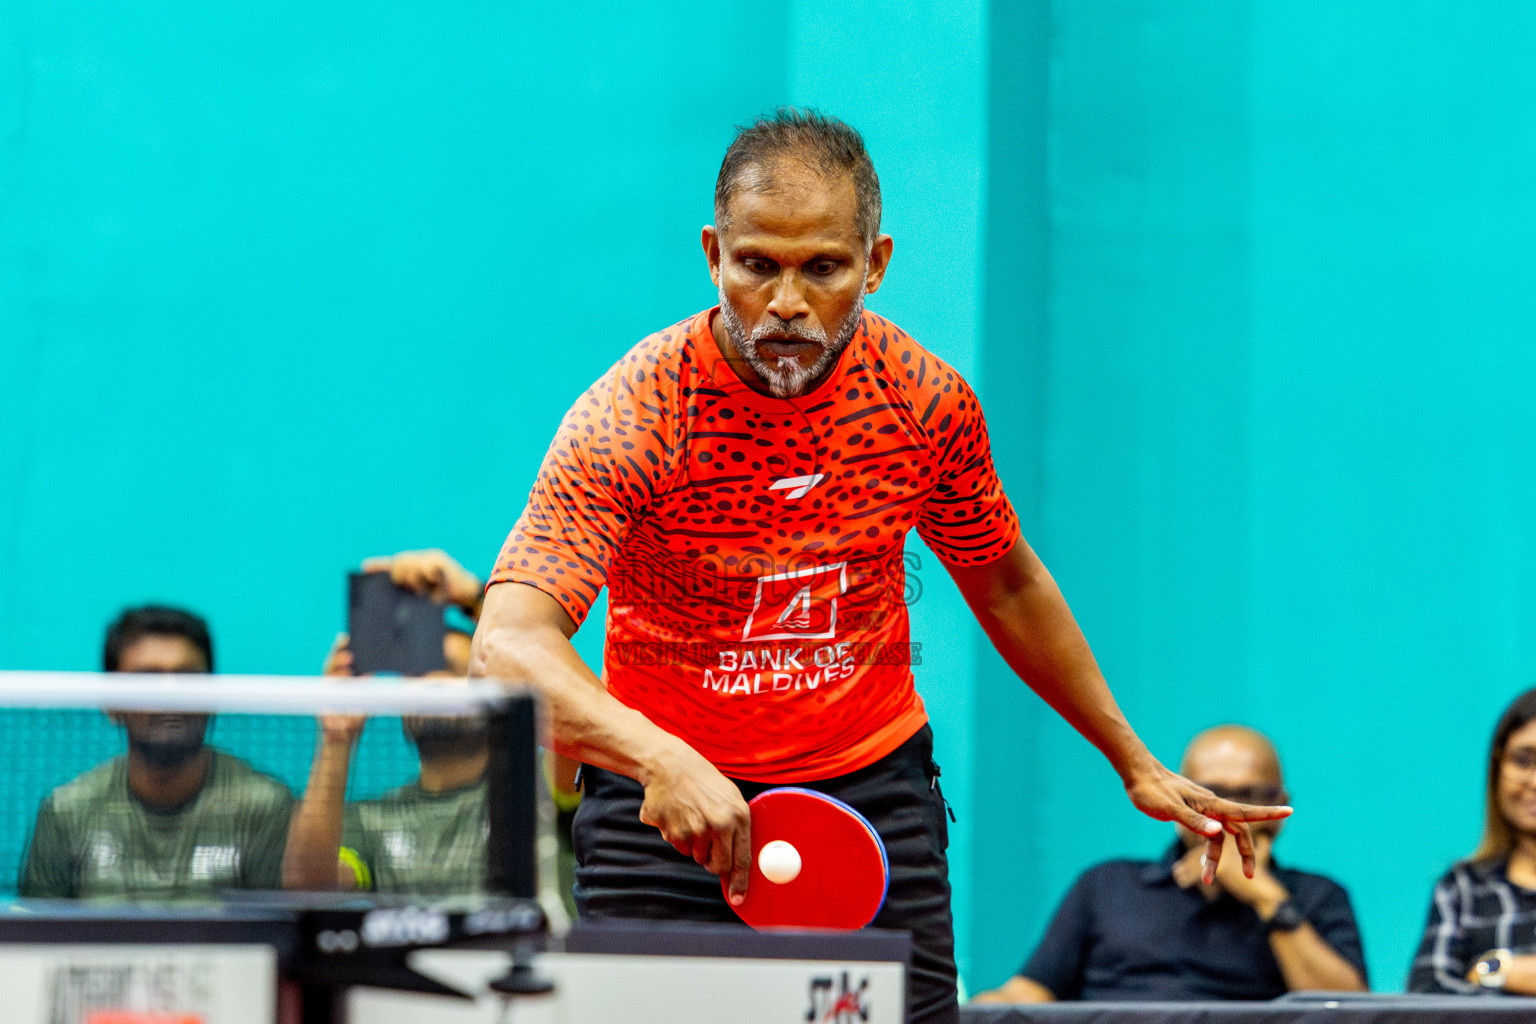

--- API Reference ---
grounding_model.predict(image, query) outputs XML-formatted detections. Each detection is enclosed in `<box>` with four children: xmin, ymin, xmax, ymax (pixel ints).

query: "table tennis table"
<box><xmin>1</xmin><ymin>896</ymin><xmax>911</xmax><ymax>1023</ymax></box>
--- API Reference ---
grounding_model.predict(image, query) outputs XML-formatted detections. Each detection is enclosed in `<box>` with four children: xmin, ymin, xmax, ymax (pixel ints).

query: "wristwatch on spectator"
<box><xmin>1265</xmin><ymin>899</ymin><xmax>1305</xmax><ymax>933</ymax></box>
<box><xmin>1473</xmin><ymin>948</ymin><xmax>1513</xmax><ymax>989</ymax></box>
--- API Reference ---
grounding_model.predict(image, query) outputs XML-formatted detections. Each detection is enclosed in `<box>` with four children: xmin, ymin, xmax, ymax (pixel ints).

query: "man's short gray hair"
<box><xmin>714</xmin><ymin>107</ymin><xmax>882</xmax><ymax>244</ymax></box>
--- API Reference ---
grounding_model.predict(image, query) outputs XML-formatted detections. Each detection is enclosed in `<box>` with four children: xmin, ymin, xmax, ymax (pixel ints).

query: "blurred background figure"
<box><xmin>975</xmin><ymin>726</ymin><xmax>1365</xmax><ymax>1003</ymax></box>
<box><xmin>283</xmin><ymin>551</ymin><xmax>578</xmax><ymax>907</ymax></box>
<box><xmin>19</xmin><ymin>607</ymin><xmax>293</xmax><ymax>898</ymax></box>
<box><xmin>1410</xmin><ymin>689</ymin><xmax>1536</xmax><ymax>995</ymax></box>
<box><xmin>282</xmin><ymin>631</ymin><xmax>490</xmax><ymax>895</ymax></box>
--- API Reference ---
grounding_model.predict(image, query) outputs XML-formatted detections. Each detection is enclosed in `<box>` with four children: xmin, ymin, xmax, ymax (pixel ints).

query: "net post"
<box><xmin>485</xmin><ymin>685</ymin><xmax>539</xmax><ymax>898</ymax></box>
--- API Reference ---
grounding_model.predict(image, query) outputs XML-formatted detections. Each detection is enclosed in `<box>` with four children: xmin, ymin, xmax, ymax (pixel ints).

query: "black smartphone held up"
<box><xmin>347</xmin><ymin>572</ymin><xmax>448</xmax><ymax>676</ymax></box>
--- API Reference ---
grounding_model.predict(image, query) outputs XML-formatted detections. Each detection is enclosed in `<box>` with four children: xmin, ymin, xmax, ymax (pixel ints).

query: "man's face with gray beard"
<box><xmin>718</xmin><ymin>285</ymin><xmax>865</xmax><ymax>399</ymax></box>
<box><xmin>705</xmin><ymin>159</ymin><xmax>893</xmax><ymax>400</ymax></box>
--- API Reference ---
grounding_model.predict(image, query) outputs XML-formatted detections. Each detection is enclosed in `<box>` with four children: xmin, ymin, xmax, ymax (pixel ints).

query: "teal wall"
<box><xmin>0</xmin><ymin>2</ymin><xmax>780</xmax><ymax>673</ymax></box>
<box><xmin>5</xmin><ymin>0</ymin><xmax>1536</xmax><ymax>998</ymax></box>
<box><xmin>0</xmin><ymin>0</ymin><xmax>992</xmax><ymax>967</ymax></box>
<box><xmin>784</xmin><ymin>0</ymin><xmax>990</xmax><ymax>983</ymax></box>
<box><xmin>974</xmin><ymin>0</ymin><xmax>1536</xmax><ymax>994</ymax></box>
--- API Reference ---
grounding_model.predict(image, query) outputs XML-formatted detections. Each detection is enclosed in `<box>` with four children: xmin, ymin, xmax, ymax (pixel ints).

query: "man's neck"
<box><xmin>127</xmin><ymin>747</ymin><xmax>213</xmax><ymax>809</ymax></box>
<box><xmin>419</xmin><ymin>748</ymin><xmax>489</xmax><ymax>793</ymax></box>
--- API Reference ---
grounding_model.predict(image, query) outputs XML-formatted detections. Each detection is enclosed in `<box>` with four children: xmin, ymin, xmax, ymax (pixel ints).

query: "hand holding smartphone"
<box><xmin>347</xmin><ymin>572</ymin><xmax>448</xmax><ymax>676</ymax></box>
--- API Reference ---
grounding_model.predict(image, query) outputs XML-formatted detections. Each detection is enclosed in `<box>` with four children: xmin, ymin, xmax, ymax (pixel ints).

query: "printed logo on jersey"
<box><xmin>189</xmin><ymin>844</ymin><xmax>240</xmax><ymax>881</ymax></box>
<box><xmin>384</xmin><ymin>830</ymin><xmax>415</xmax><ymax>867</ymax></box>
<box><xmin>769</xmin><ymin>473</ymin><xmax>825</xmax><ymax>500</ymax></box>
<box><xmin>88</xmin><ymin>831</ymin><xmax>120</xmax><ymax>873</ymax></box>
<box><xmin>741</xmin><ymin>562</ymin><xmax>848</xmax><ymax>642</ymax></box>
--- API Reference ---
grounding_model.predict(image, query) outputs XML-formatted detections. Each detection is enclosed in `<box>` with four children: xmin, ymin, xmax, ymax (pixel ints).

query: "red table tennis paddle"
<box><xmin>725</xmin><ymin>787</ymin><xmax>889</xmax><ymax>931</ymax></box>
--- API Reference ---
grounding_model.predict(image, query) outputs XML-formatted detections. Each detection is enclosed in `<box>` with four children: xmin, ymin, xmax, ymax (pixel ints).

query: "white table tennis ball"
<box><xmin>758</xmin><ymin>839</ymin><xmax>802</xmax><ymax>884</ymax></box>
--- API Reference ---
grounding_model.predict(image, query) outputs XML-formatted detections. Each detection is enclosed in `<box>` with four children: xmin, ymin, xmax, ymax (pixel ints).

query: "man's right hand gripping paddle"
<box><xmin>637</xmin><ymin>736</ymin><xmax>755</xmax><ymax>905</ymax></box>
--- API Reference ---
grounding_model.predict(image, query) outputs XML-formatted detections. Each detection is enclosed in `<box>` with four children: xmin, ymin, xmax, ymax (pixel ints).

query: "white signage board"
<box><xmin>0</xmin><ymin>944</ymin><xmax>276</xmax><ymax>1024</ymax></box>
<box><xmin>349</xmin><ymin>949</ymin><xmax>906</xmax><ymax>1024</ymax></box>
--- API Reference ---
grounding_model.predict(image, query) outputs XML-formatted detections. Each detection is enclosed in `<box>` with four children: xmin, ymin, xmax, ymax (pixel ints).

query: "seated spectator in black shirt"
<box><xmin>1410</xmin><ymin>688</ymin><xmax>1536</xmax><ymax>995</ymax></box>
<box><xmin>973</xmin><ymin>726</ymin><xmax>1367</xmax><ymax>1003</ymax></box>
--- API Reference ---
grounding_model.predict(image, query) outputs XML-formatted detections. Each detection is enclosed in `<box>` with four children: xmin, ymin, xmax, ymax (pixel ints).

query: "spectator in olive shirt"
<box><xmin>283</xmin><ymin>551</ymin><xmax>495</xmax><ymax>896</ymax></box>
<box><xmin>19</xmin><ymin>606</ymin><xmax>294</xmax><ymax>899</ymax></box>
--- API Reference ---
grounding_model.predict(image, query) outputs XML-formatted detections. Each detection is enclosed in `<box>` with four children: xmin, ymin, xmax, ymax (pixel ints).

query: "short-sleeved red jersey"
<box><xmin>490</xmin><ymin>309</ymin><xmax>1019</xmax><ymax>781</ymax></box>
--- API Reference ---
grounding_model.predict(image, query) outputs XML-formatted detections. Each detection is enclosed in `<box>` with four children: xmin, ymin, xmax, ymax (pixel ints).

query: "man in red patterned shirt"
<box><xmin>471</xmin><ymin>109</ymin><xmax>1287</xmax><ymax>1023</ymax></box>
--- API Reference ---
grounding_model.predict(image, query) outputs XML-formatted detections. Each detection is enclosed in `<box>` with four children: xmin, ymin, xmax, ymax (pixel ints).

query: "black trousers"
<box><xmin>572</xmin><ymin>725</ymin><xmax>959</xmax><ymax>1024</ymax></box>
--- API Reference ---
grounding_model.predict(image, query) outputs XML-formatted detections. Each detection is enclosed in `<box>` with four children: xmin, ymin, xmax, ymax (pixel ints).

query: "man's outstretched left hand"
<box><xmin>1124</xmin><ymin>762</ymin><xmax>1292</xmax><ymax>883</ymax></box>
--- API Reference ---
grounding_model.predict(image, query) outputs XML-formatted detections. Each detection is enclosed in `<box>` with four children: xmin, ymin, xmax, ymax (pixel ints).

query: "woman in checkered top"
<box><xmin>1410</xmin><ymin>689</ymin><xmax>1536</xmax><ymax>994</ymax></box>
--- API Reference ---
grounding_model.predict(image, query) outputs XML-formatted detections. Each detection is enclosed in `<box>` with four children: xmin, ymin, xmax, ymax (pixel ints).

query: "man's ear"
<box><xmin>864</xmin><ymin>234</ymin><xmax>895</xmax><ymax>294</ymax></box>
<box><xmin>702</xmin><ymin>225</ymin><xmax>722</xmax><ymax>287</ymax></box>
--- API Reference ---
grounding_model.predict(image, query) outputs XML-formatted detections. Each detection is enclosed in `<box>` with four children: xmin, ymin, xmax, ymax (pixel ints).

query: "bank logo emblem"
<box><xmin>770</xmin><ymin>473</ymin><xmax>825</xmax><ymax>500</ymax></box>
<box><xmin>741</xmin><ymin>562</ymin><xmax>848</xmax><ymax>642</ymax></box>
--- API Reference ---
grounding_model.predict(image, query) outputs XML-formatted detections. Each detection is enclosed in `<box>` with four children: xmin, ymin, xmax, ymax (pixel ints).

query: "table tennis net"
<box><xmin>0</xmin><ymin>673</ymin><xmax>544</xmax><ymax>905</ymax></box>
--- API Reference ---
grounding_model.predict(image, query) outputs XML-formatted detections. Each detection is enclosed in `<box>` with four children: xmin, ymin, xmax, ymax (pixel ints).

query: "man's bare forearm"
<box><xmin>282</xmin><ymin>735</ymin><xmax>355</xmax><ymax>889</ymax></box>
<box><xmin>949</xmin><ymin>540</ymin><xmax>1153</xmax><ymax>778</ymax></box>
<box><xmin>473</xmin><ymin>581</ymin><xmax>756</xmax><ymax>896</ymax></box>
<box><xmin>970</xmin><ymin>976</ymin><xmax>1057</xmax><ymax>1004</ymax></box>
<box><xmin>1270</xmin><ymin>925</ymin><xmax>1367</xmax><ymax>992</ymax></box>
<box><xmin>470</xmin><ymin>582</ymin><xmax>695</xmax><ymax>785</ymax></box>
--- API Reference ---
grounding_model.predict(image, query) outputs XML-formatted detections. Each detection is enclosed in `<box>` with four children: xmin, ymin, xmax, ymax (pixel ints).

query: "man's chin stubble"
<box><xmin>757</xmin><ymin>354</ymin><xmax>820</xmax><ymax>398</ymax></box>
<box><xmin>719</xmin><ymin>292</ymin><xmax>863</xmax><ymax>399</ymax></box>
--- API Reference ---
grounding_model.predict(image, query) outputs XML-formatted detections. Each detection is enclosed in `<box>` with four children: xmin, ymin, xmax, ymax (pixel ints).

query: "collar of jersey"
<box><xmin>410</xmin><ymin>776</ymin><xmax>487</xmax><ymax>799</ymax></box>
<box><xmin>694</xmin><ymin>306</ymin><xmax>864</xmax><ymax>404</ymax></box>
